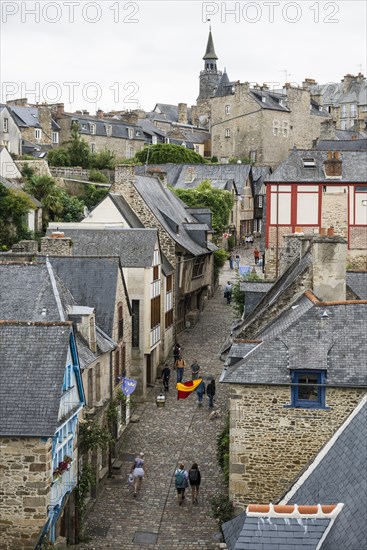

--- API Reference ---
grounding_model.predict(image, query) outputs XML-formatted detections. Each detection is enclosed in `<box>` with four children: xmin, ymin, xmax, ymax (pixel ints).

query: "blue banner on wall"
<box><xmin>121</xmin><ymin>378</ymin><xmax>137</xmax><ymax>396</ymax></box>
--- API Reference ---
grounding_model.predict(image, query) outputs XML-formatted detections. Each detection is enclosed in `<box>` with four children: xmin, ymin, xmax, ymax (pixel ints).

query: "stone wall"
<box><xmin>229</xmin><ymin>386</ymin><xmax>366</xmax><ymax>512</ymax></box>
<box><xmin>0</xmin><ymin>437</ymin><xmax>52</xmax><ymax>550</ymax></box>
<box><xmin>15</xmin><ymin>160</ymin><xmax>52</xmax><ymax>178</ymax></box>
<box><xmin>321</xmin><ymin>192</ymin><xmax>348</xmax><ymax>239</ymax></box>
<box><xmin>40</xmin><ymin>237</ymin><xmax>72</xmax><ymax>256</ymax></box>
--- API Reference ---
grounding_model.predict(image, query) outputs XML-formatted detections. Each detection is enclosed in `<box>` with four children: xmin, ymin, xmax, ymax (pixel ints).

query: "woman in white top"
<box><xmin>131</xmin><ymin>452</ymin><xmax>146</xmax><ymax>497</ymax></box>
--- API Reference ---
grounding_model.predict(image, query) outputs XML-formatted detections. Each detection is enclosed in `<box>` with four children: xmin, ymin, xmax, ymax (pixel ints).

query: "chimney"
<box><xmin>40</xmin><ymin>233</ymin><xmax>72</xmax><ymax>256</ymax></box>
<box><xmin>96</xmin><ymin>108</ymin><xmax>104</xmax><ymax>119</ymax></box>
<box><xmin>120</xmin><ymin>111</ymin><xmax>139</xmax><ymax>124</ymax></box>
<box><xmin>320</xmin><ymin>119</ymin><xmax>337</xmax><ymax>140</ymax></box>
<box><xmin>146</xmin><ymin>168</ymin><xmax>168</xmax><ymax>187</ymax></box>
<box><xmin>112</xmin><ymin>164</ymin><xmax>136</xmax><ymax>197</ymax></box>
<box><xmin>82</xmin><ymin>110</ymin><xmax>89</xmax><ymax>115</ymax></box>
<box><xmin>68</xmin><ymin>306</ymin><xmax>97</xmax><ymax>353</ymax></box>
<box><xmin>37</xmin><ymin>104</ymin><xmax>52</xmax><ymax>144</ymax></box>
<box><xmin>178</xmin><ymin>103</ymin><xmax>188</xmax><ymax>124</ymax></box>
<box><xmin>341</xmin><ymin>74</ymin><xmax>356</xmax><ymax>93</ymax></box>
<box><xmin>261</xmin><ymin>83</ymin><xmax>269</xmax><ymax>91</ymax></box>
<box><xmin>324</xmin><ymin>151</ymin><xmax>342</xmax><ymax>178</ymax></box>
<box><xmin>191</xmin><ymin>105</ymin><xmax>198</xmax><ymax>126</ymax></box>
<box><xmin>302</xmin><ymin>78</ymin><xmax>317</xmax><ymax>89</ymax></box>
<box><xmin>311</xmin><ymin>235</ymin><xmax>347</xmax><ymax>301</ymax></box>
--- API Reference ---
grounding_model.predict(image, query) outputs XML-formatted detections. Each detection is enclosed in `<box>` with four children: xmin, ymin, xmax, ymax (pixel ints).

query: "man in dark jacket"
<box><xmin>162</xmin><ymin>364</ymin><xmax>171</xmax><ymax>392</ymax></box>
<box><xmin>206</xmin><ymin>379</ymin><xmax>216</xmax><ymax>409</ymax></box>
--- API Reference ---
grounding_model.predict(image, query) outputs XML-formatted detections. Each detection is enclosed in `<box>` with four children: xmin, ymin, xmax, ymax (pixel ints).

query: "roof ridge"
<box><xmin>0</xmin><ymin>320</ymin><xmax>71</xmax><ymax>327</ymax></box>
<box><xmin>305</xmin><ymin>290</ymin><xmax>367</xmax><ymax>306</ymax></box>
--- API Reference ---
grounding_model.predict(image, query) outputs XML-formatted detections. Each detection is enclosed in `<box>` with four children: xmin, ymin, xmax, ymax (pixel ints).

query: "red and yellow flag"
<box><xmin>176</xmin><ymin>379</ymin><xmax>202</xmax><ymax>400</ymax></box>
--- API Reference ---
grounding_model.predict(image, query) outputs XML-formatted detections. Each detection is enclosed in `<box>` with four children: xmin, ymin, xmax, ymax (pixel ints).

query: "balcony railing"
<box><xmin>50</xmin><ymin>460</ymin><xmax>77</xmax><ymax>506</ymax></box>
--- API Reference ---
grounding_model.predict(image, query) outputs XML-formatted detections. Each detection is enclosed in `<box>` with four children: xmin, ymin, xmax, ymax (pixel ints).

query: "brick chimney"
<box><xmin>96</xmin><ymin>108</ymin><xmax>104</xmax><ymax>119</ymax></box>
<box><xmin>178</xmin><ymin>103</ymin><xmax>188</xmax><ymax>124</ymax></box>
<box><xmin>324</xmin><ymin>151</ymin><xmax>342</xmax><ymax>178</ymax></box>
<box><xmin>37</xmin><ymin>104</ymin><xmax>52</xmax><ymax>144</ymax></box>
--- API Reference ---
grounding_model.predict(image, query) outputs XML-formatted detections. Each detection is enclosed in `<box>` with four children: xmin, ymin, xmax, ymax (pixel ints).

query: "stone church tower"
<box><xmin>196</xmin><ymin>28</ymin><xmax>222</xmax><ymax>127</ymax></box>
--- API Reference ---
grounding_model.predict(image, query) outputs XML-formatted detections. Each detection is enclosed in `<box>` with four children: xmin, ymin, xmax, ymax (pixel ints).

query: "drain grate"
<box><xmin>133</xmin><ymin>531</ymin><xmax>158</xmax><ymax>544</ymax></box>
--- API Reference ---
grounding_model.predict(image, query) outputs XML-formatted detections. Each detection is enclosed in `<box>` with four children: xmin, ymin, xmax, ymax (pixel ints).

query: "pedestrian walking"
<box><xmin>229</xmin><ymin>251</ymin><xmax>235</xmax><ymax>270</ymax></box>
<box><xmin>224</xmin><ymin>281</ymin><xmax>233</xmax><ymax>305</ymax></box>
<box><xmin>196</xmin><ymin>379</ymin><xmax>206</xmax><ymax>406</ymax></box>
<box><xmin>235</xmin><ymin>253</ymin><xmax>241</xmax><ymax>270</ymax></box>
<box><xmin>254</xmin><ymin>247</ymin><xmax>260</xmax><ymax>265</ymax></box>
<box><xmin>191</xmin><ymin>358</ymin><xmax>201</xmax><ymax>380</ymax></box>
<box><xmin>175</xmin><ymin>463</ymin><xmax>189</xmax><ymax>505</ymax></box>
<box><xmin>173</xmin><ymin>342</ymin><xmax>181</xmax><ymax>364</ymax></box>
<box><xmin>188</xmin><ymin>463</ymin><xmax>201</xmax><ymax>504</ymax></box>
<box><xmin>175</xmin><ymin>354</ymin><xmax>186</xmax><ymax>383</ymax></box>
<box><xmin>206</xmin><ymin>379</ymin><xmax>216</xmax><ymax>409</ymax></box>
<box><xmin>131</xmin><ymin>452</ymin><xmax>146</xmax><ymax>497</ymax></box>
<box><xmin>162</xmin><ymin>363</ymin><xmax>171</xmax><ymax>392</ymax></box>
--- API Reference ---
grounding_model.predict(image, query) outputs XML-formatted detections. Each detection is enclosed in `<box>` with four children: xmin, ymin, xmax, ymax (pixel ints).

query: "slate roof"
<box><xmin>8</xmin><ymin>105</ymin><xmax>41</xmax><ymax>128</ymax></box>
<box><xmin>203</xmin><ymin>29</ymin><xmax>218</xmax><ymax>60</ymax></box>
<box><xmin>316</xmin><ymin>139</ymin><xmax>367</xmax><ymax>150</ymax></box>
<box><xmin>76</xmin><ymin>326</ymin><xmax>115</xmax><ymax>369</ymax></box>
<box><xmin>65</xmin><ymin>113</ymin><xmax>145</xmax><ymax>141</ymax></box>
<box><xmin>223</xmin><ymin>515</ymin><xmax>331</xmax><ymax>550</ymax></box>
<box><xmin>0</xmin><ymin>322</ymin><xmax>72</xmax><ymax>436</ymax></box>
<box><xmin>249</xmin><ymin>90</ymin><xmax>291</xmax><ymax>112</ymax></box>
<box><xmin>45</xmin><ymin>227</ymin><xmax>159</xmax><ymax>268</ymax></box>
<box><xmin>47</xmin><ymin>256</ymin><xmax>124</xmax><ymax>338</ymax></box>
<box><xmin>108</xmin><ymin>193</ymin><xmax>144</xmax><ymax>228</ymax></box>
<box><xmin>135</xmin><ymin>163</ymin><xmax>253</xmax><ymax>195</ymax></box>
<box><xmin>222</xmin><ymin>296</ymin><xmax>367</xmax><ymax>388</ymax></box>
<box><xmin>268</xmin><ymin>149</ymin><xmax>367</xmax><ymax>182</ymax></box>
<box><xmin>150</xmin><ymin>104</ymin><xmax>192</xmax><ymax>125</ymax></box>
<box><xmin>284</xmin><ymin>398</ymin><xmax>367</xmax><ymax>550</ymax></box>
<box><xmin>346</xmin><ymin>272</ymin><xmax>367</xmax><ymax>299</ymax></box>
<box><xmin>132</xmin><ymin>175</ymin><xmax>214</xmax><ymax>256</ymax></box>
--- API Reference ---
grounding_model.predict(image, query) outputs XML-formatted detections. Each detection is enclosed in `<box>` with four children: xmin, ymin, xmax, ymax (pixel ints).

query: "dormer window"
<box><xmin>303</xmin><ymin>157</ymin><xmax>316</xmax><ymax>168</ymax></box>
<box><xmin>127</xmin><ymin>127</ymin><xmax>134</xmax><ymax>139</ymax></box>
<box><xmin>152</xmin><ymin>136</ymin><xmax>158</xmax><ymax>145</ymax></box>
<box><xmin>289</xmin><ymin>370</ymin><xmax>327</xmax><ymax>409</ymax></box>
<box><xmin>90</xmin><ymin>123</ymin><xmax>96</xmax><ymax>135</ymax></box>
<box><xmin>105</xmin><ymin>124</ymin><xmax>112</xmax><ymax>137</ymax></box>
<box><xmin>81</xmin><ymin>124</ymin><xmax>88</xmax><ymax>131</ymax></box>
<box><xmin>136</xmin><ymin>131</ymin><xmax>141</xmax><ymax>137</ymax></box>
<box><xmin>262</xmin><ymin>96</ymin><xmax>266</xmax><ymax>103</ymax></box>
<box><xmin>3</xmin><ymin>118</ymin><xmax>8</xmax><ymax>133</ymax></box>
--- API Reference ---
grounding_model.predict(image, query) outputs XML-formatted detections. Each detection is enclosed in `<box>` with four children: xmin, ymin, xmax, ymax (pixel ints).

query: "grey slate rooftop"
<box><xmin>46</xmin><ymin>227</ymin><xmax>159</xmax><ymax>268</ymax></box>
<box><xmin>346</xmin><ymin>272</ymin><xmax>367</xmax><ymax>299</ymax></box>
<box><xmin>223</xmin><ymin>515</ymin><xmax>331</xmax><ymax>550</ymax></box>
<box><xmin>285</xmin><ymin>398</ymin><xmax>367</xmax><ymax>550</ymax></box>
<box><xmin>268</xmin><ymin>149</ymin><xmax>367</xmax><ymax>182</ymax></box>
<box><xmin>0</xmin><ymin>322</ymin><xmax>72</xmax><ymax>436</ymax></box>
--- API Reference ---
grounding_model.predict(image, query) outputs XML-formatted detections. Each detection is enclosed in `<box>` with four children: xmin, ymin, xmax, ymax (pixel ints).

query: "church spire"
<box><xmin>203</xmin><ymin>28</ymin><xmax>218</xmax><ymax>60</ymax></box>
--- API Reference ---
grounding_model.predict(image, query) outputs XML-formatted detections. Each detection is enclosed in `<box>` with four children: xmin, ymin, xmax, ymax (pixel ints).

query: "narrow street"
<box><xmin>78</xmin><ymin>248</ymin><xmax>257</xmax><ymax>549</ymax></box>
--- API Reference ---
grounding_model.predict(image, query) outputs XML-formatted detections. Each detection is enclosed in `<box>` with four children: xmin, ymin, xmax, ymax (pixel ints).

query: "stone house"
<box><xmin>6</xmin><ymin>99</ymin><xmax>60</xmax><ymax>154</ymax></box>
<box><xmin>220</xmin><ymin>234</ymin><xmax>367</xmax><ymax>513</ymax></box>
<box><xmin>0</xmin><ymin>104</ymin><xmax>22</xmax><ymax>155</ymax></box>
<box><xmin>0</xmin><ymin>174</ymin><xmax>43</xmax><ymax>235</ymax></box>
<box><xmin>135</xmin><ymin>163</ymin><xmax>254</xmax><ymax>241</ymax></box>
<box><xmin>54</xmin><ymin>107</ymin><xmax>145</xmax><ymax>159</ymax></box>
<box><xmin>264</xmin><ymin>148</ymin><xmax>367</xmax><ymax>278</ymax></box>
<box><xmin>110</xmin><ymin>165</ymin><xmax>216</xmax><ymax>333</ymax></box>
<box><xmin>0</xmin><ymin>320</ymin><xmax>85</xmax><ymax>549</ymax></box>
<box><xmin>305</xmin><ymin>73</ymin><xmax>367</xmax><ymax>132</ymax></box>
<box><xmin>222</xmin><ymin>396</ymin><xmax>367</xmax><ymax>549</ymax></box>
<box><xmin>43</xmin><ymin>227</ymin><xmax>169</xmax><ymax>398</ymax></box>
<box><xmin>0</xmin><ymin>145</ymin><xmax>22</xmax><ymax>179</ymax></box>
<box><xmin>196</xmin><ymin>30</ymin><xmax>329</xmax><ymax>168</ymax></box>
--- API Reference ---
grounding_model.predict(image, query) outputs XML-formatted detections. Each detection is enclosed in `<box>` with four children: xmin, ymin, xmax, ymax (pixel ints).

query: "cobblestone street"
<box><xmin>78</xmin><ymin>248</ymin><xmax>258</xmax><ymax>549</ymax></box>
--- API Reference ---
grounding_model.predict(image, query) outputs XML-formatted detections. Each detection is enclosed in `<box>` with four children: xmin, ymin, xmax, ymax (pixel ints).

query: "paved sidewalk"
<box><xmin>77</xmin><ymin>251</ymin><xmax>255</xmax><ymax>549</ymax></box>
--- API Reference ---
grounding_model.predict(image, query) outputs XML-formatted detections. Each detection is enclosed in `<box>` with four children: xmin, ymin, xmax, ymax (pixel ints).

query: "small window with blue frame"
<box><xmin>290</xmin><ymin>370</ymin><xmax>327</xmax><ymax>409</ymax></box>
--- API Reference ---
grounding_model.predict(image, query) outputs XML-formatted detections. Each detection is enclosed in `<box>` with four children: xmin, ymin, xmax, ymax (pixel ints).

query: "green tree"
<box><xmin>83</xmin><ymin>185</ymin><xmax>108</xmax><ymax>210</ymax></box>
<box><xmin>57</xmin><ymin>192</ymin><xmax>85</xmax><ymax>222</ymax></box>
<box><xmin>134</xmin><ymin>143</ymin><xmax>206</xmax><ymax>164</ymax></box>
<box><xmin>47</xmin><ymin>147</ymin><xmax>70</xmax><ymax>167</ymax></box>
<box><xmin>0</xmin><ymin>183</ymin><xmax>34</xmax><ymax>248</ymax></box>
<box><xmin>24</xmin><ymin>175</ymin><xmax>64</xmax><ymax>227</ymax></box>
<box><xmin>89</xmin><ymin>169</ymin><xmax>109</xmax><ymax>183</ymax></box>
<box><xmin>172</xmin><ymin>180</ymin><xmax>233</xmax><ymax>235</ymax></box>
<box><xmin>65</xmin><ymin>122</ymin><xmax>91</xmax><ymax>168</ymax></box>
<box><xmin>91</xmin><ymin>148</ymin><xmax>116</xmax><ymax>170</ymax></box>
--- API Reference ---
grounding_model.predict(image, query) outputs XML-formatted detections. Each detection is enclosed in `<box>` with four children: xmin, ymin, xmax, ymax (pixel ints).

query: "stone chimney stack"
<box><xmin>120</xmin><ymin>112</ymin><xmax>139</xmax><ymax>124</ymax></box>
<box><xmin>311</xmin><ymin>235</ymin><xmax>347</xmax><ymax>302</ymax></box>
<box><xmin>178</xmin><ymin>103</ymin><xmax>188</xmax><ymax>124</ymax></box>
<box><xmin>324</xmin><ymin>151</ymin><xmax>342</xmax><ymax>178</ymax></box>
<box><xmin>320</xmin><ymin>119</ymin><xmax>337</xmax><ymax>140</ymax></box>
<box><xmin>68</xmin><ymin>306</ymin><xmax>97</xmax><ymax>353</ymax></box>
<box><xmin>7</xmin><ymin>98</ymin><xmax>28</xmax><ymax>106</ymax></box>
<box><xmin>96</xmin><ymin>108</ymin><xmax>104</xmax><ymax>119</ymax></box>
<box><xmin>191</xmin><ymin>105</ymin><xmax>198</xmax><ymax>127</ymax></box>
<box><xmin>40</xmin><ymin>232</ymin><xmax>72</xmax><ymax>256</ymax></box>
<box><xmin>302</xmin><ymin>78</ymin><xmax>317</xmax><ymax>89</ymax></box>
<box><xmin>112</xmin><ymin>164</ymin><xmax>136</xmax><ymax>198</ymax></box>
<box><xmin>37</xmin><ymin>104</ymin><xmax>52</xmax><ymax>144</ymax></box>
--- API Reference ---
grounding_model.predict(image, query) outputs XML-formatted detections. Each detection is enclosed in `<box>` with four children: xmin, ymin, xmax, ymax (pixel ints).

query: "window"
<box><xmin>114</xmin><ymin>349</ymin><xmax>120</xmax><ymax>386</ymax></box>
<box><xmin>132</xmin><ymin>300</ymin><xmax>140</xmax><ymax>348</ymax></box>
<box><xmin>250</xmin><ymin>150</ymin><xmax>257</xmax><ymax>162</ymax></box>
<box><xmin>127</xmin><ymin>127</ymin><xmax>134</xmax><ymax>139</ymax></box>
<box><xmin>35</xmin><ymin>128</ymin><xmax>42</xmax><ymax>140</ymax></box>
<box><xmin>151</xmin><ymin>296</ymin><xmax>161</xmax><ymax>329</ymax></box>
<box><xmin>152</xmin><ymin>135</ymin><xmax>158</xmax><ymax>145</ymax></box>
<box><xmin>350</xmin><ymin>104</ymin><xmax>357</xmax><ymax>117</ymax></box>
<box><xmin>258</xmin><ymin>195</ymin><xmax>263</xmax><ymax>208</ymax></box>
<box><xmin>282</xmin><ymin>121</ymin><xmax>289</xmax><ymax>137</ymax></box>
<box><xmin>90</xmin><ymin>123</ymin><xmax>96</xmax><ymax>135</ymax></box>
<box><xmin>87</xmin><ymin>368</ymin><xmax>94</xmax><ymax>406</ymax></box>
<box><xmin>272</xmin><ymin>120</ymin><xmax>279</xmax><ymax>136</ymax></box>
<box><xmin>52</xmin><ymin>131</ymin><xmax>59</xmax><ymax>144</ymax></box>
<box><xmin>153</xmin><ymin>265</ymin><xmax>159</xmax><ymax>281</ymax></box>
<box><xmin>340</xmin><ymin>120</ymin><xmax>347</xmax><ymax>130</ymax></box>
<box><xmin>3</xmin><ymin>118</ymin><xmax>8</xmax><ymax>133</ymax></box>
<box><xmin>105</xmin><ymin>124</ymin><xmax>112</xmax><ymax>137</ymax></box>
<box><xmin>341</xmin><ymin>105</ymin><xmax>347</xmax><ymax>117</ymax></box>
<box><xmin>192</xmin><ymin>256</ymin><xmax>205</xmax><ymax>278</ymax></box>
<box><xmin>91</xmin><ymin>143</ymin><xmax>96</xmax><ymax>153</ymax></box>
<box><xmin>225</xmin><ymin>128</ymin><xmax>231</xmax><ymax>138</ymax></box>
<box><xmin>302</xmin><ymin>157</ymin><xmax>316</xmax><ymax>168</ymax></box>
<box><xmin>165</xmin><ymin>309</ymin><xmax>174</xmax><ymax>329</ymax></box>
<box><xmin>95</xmin><ymin>363</ymin><xmax>101</xmax><ymax>403</ymax></box>
<box><xmin>82</xmin><ymin>124</ymin><xmax>88</xmax><ymax>130</ymax></box>
<box><xmin>166</xmin><ymin>274</ymin><xmax>173</xmax><ymax>292</ymax></box>
<box><xmin>118</xmin><ymin>304</ymin><xmax>124</xmax><ymax>340</ymax></box>
<box><xmin>128</xmin><ymin>146</ymin><xmax>134</xmax><ymax>158</ymax></box>
<box><xmin>121</xmin><ymin>345</ymin><xmax>126</xmax><ymax>379</ymax></box>
<box><xmin>225</xmin><ymin>105</ymin><xmax>231</xmax><ymax>115</ymax></box>
<box><xmin>290</xmin><ymin>370</ymin><xmax>327</xmax><ymax>409</ymax></box>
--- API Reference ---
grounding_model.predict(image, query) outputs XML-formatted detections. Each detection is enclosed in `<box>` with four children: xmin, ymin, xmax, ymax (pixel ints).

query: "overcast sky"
<box><xmin>1</xmin><ymin>1</ymin><xmax>366</xmax><ymax>113</ymax></box>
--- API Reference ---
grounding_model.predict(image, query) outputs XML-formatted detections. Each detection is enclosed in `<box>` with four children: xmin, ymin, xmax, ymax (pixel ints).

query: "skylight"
<box><xmin>302</xmin><ymin>158</ymin><xmax>316</xmax><ymax>168</ymax></box>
